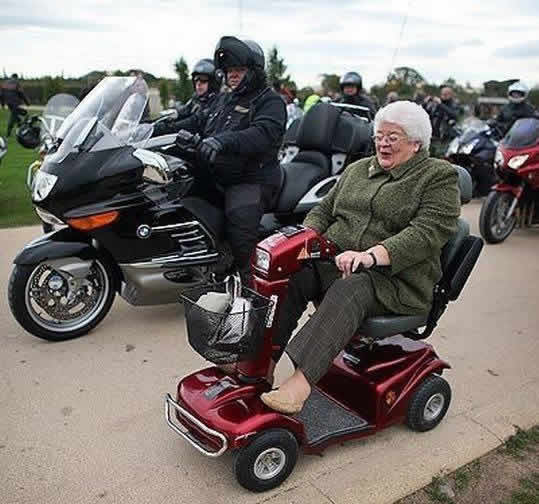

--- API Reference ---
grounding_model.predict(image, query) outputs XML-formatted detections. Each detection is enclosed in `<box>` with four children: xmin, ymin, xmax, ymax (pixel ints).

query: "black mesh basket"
<box><xmin>180</xmin><ymin>281</ymin><xmax>273</xmax><ymax>364</ymax></box>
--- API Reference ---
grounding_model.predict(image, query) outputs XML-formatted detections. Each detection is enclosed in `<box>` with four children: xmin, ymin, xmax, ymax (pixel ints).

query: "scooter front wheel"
<box><xmin>479</xmin><ymin>191</ymin><xmax>517</xmax><ymax>244</ymax></box>
<box><xmin>234</xmin><ymin>429</ymin><xmax>298</xmax><ymax>492</ymax></box>
<box><xmin>8</xmin><ymin>257</ymin><xmax>116</xmax><ymax>341</ymax></box>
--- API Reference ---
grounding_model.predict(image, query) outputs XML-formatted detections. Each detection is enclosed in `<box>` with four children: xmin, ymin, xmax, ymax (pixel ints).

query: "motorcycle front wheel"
<box><xmin>479</xmin><ymin>191</ymin><xmax>517</xmax><ymax>244</ymax></box>
<box><xmin>8</xmin><ymin>256</ymin><xmax>116</xmax><ymax>341</ymax></box>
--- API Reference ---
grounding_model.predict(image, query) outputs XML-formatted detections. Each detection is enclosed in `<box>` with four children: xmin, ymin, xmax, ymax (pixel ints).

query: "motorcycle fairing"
<box><xmin>13</xmin><ymin>227</ymin><xmax>95</xmax><ymax>265</ymax></box>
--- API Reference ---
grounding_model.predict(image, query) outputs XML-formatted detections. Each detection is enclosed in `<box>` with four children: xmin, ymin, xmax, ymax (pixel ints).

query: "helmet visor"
<box><xmin>214</xmin><ymin>37</ymin><xmax>252</xmax><ymax>69</ymax></box>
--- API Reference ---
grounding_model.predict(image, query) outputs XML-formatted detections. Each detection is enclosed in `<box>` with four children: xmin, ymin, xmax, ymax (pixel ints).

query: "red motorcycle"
<box><xmin>165</xmin><ymin>167</ymin><xmax>483</xmax><ymax>492</ymax></box>
<box><xmin>480</xmin><ymin>117</ymin><xmax>539</xmax><ymax>243</ymax></box>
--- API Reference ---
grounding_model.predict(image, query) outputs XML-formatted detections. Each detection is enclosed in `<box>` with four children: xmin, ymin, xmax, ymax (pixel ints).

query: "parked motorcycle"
<box><xmin>445</xmin><ymin>117</ymin><xmax>504</xmax><ymax>197</ymax></box>
<box><xmin>8</xmin><ymin>76</ymin><xmax>372</xmax><ymax>342</ymax></box>
<box><xmin>18</xmin><ymin>93</ymin><xmax>80</xmax><ymax>232</ymax></box>
<box><xmin>479</xmin><ymin>117</ymin><xmax>539</xmax><ymax>243</ymax></box>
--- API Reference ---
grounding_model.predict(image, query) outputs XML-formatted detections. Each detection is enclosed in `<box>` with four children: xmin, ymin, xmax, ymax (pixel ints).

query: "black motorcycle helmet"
<box><xmin>16</xmin><ymin>120</ymin><xmax>41</xmax><ymax>149</ymax></box>
<box><xmin>214</xmin><ymin>36</ymin><xmax>266</xmax><ymax>94</ymax></box>
<box><xmin>191</xmin><ymin>58</ymin><xmax>221</xmax><ymax>93</ymax></box>
<box><xmin>340</xmin><ymin>72</ymin><xmax>363</xmax><ymax>93</ymax></box>
<box><xmin>214</xmin><ymin>36</ymin><xmax>265</xmax><ymax>70</ymax></box>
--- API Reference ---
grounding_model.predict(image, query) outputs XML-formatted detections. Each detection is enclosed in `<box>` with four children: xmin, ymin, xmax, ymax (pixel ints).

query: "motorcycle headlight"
<box><xmin>254</xmin><ymin>248</ymin><xmax>271</xmax><ymax>273</ymax></box>
<box><xmin>446</xmin><ymin>138</ymin><xmax>459</xmax><ymax>156</ymax></box>
<box><xmin>35</xmin><ymin>206</ymin><xmax>64</xmax><ymax>226</ymax></box>
<box><xmin>459</xmin><ymin>139</ymin><xmax>479</xmax><ymax>155</ymax></box>
<box><xmin>507</xmin><ymin>154</ymin><xmax>529</xmax><ymax>170</ymax></box>
<box><xmin>32</xmin><ymin>170</ymin><xmax>58</xmax><ymax>202</ymax></box>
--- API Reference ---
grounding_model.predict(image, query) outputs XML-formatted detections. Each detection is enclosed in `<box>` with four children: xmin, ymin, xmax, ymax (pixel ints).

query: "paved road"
<box><xmin>1</xmin><ymin>201</ymin><xmax>538</xmax><ymax>504</ymax></box>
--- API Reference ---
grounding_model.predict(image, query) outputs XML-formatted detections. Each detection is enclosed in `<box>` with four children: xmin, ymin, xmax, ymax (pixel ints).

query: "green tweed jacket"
<box><xmin>303</xmin><ymin>150</ymin><xmax>460</xmax><ymax>314</ymax></box>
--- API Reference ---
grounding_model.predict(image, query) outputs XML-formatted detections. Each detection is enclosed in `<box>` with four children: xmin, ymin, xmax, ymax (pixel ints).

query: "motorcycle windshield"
<box><xmin>50</xmin><ymin>76</ymin><xmax>151</xmax><ymax>163</ymax></box>
<box><xmin>502</xmin><ymin>118</ymin><xmax>539</xmax><ymax>149</ymax></box>
<box><xmin>460</xmin><ymin>120</ymin><xmax>487</xmax><ymax>144</ymax></box>
<box><xmin>41</xmin><ymin>93</ymin><xmax>80</xmax><ymax>139</ymax></box>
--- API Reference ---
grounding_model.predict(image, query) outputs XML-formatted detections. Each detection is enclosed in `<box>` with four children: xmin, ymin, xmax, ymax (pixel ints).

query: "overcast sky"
<box><xmin>2</xmin><ymin>0</ymin><xmax>539</xmax><ymax>90</ymax></box>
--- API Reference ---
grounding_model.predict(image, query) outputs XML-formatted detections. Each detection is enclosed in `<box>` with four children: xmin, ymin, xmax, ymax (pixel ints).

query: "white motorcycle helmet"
<box><xmin>507</xmin><ymin>81</ymin><xmax>529</xmax><ymax>103</ymax></box>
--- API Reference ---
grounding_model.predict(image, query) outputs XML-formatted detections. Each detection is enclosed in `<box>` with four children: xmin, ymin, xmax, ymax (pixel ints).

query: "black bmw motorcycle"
<box><xmin>8</xmin><ymin>77</ymin><xmax>372</xmax><ymax>341</ymax></box>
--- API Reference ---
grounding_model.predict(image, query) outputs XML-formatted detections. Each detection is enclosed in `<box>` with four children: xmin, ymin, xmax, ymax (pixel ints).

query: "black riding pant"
<box><xmin>7</xmin><ymin>105</ymin><xmax>27</xmax><ymax>136</ymax></box>
<box><xmin>193</xmin><ymin>176</ymin><xmax>275</xmax><ymax>281</ymax></box>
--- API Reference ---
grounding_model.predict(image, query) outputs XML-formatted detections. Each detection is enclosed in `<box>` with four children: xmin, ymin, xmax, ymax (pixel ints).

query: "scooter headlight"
<box><xmin>459</xmin><ymin>139</ymin><xmax>479</xmax><ymax>155</ymax></box>
<box><xmin>507</xmin><ymin>154</ymin><xmax>529</xmax><ymax>170</ymax></box>
<box><xmin>32</xmin><ymin>170</ymin><xmax>58</xmax><ymax>202</ymax></box>
<box><xmin>254</xmin><ymin>248</ymin><xmax>271</xmax><ymax>273</ymax></box>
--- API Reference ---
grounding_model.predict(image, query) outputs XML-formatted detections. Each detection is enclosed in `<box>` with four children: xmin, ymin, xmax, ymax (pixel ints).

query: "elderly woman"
<box><xmin>261</xmin><ymin>100</ymin><xmax>460</xmax><ymax>414</ymax></box>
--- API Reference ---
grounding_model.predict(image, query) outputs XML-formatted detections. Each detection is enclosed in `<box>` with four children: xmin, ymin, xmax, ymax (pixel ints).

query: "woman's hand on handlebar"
<box><xmin>335</xmin><ymin>250</ymin><xmax>375</xmax><ymax>279</ymax></box>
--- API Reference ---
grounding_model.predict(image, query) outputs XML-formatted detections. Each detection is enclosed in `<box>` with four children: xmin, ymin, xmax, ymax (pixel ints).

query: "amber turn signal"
<box><xmin>67</xmin><ymin>211</ymin><xmax>119</xmax><ymax>231</ymax></box>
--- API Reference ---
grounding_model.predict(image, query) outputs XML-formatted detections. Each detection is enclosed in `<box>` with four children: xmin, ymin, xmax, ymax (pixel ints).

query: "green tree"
<box><xmin>173</xmin><ymin>57</ymin><xmax>193</xmax><ymax>103</ymax></box>
<box><xmin>159</xmin><ymin>80</ymin><xmax>170</xmax><ymax>108</ymax></box>
<box><xmin>266</xmin><ymin>46</ymin><xmax>295</xmax><ymax>88</ymax></box>
<box><xmin>320</xmin><ymin>73</ymin><xmax>340</xmax><ymax>95</ymax></box>
<box><xmin>42</xmin><ymin>76</ymin><xmax>65</xmax><ymax>102</ymax></box>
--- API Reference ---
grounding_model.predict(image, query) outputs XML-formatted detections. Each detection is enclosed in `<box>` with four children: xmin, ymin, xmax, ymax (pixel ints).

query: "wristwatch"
<box><xmin>367</xmin><ymin>251</ymin><xmax>377</xmax><ymax>268</ymax></box>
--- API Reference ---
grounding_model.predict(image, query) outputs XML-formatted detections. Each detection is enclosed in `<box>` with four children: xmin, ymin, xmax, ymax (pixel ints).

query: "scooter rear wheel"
<box><xmin>406</xmin><ymin>375</ymin><xmax>451</xmax><ymax>432</ymax></box>
<box><xmin>234</xmin><ymin>429</ymin><xmax>298</xmax><ymax>492</ymax></box>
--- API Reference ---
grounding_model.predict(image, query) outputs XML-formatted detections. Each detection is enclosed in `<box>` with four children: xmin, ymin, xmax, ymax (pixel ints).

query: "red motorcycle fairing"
<box><xmin>175</xmin><ymin>368</ymin><xmax>305</xmax><ymax>451</ymax></box>
<box><xmin>492</xmin><ymin>183</ymin><xmax>525</xmax><ymax>198</ymax></box>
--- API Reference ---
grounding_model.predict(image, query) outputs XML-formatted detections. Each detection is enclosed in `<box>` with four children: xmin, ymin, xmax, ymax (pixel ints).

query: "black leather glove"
<box><xmin>198</xmin><ymin>136</ymin><xmax>224</xmax><ymax>164</ymax></box>
<box><xmin>175</xmin><ymin>129</ymin><xmax>195</xmax><ymax>147</ymax></box>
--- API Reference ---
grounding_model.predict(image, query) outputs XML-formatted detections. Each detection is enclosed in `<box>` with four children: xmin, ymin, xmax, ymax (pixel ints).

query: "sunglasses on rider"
<box><xmin>194</xmin><ymin>77</ymin><xmax>209</xmax><ymax>83</ymax></box>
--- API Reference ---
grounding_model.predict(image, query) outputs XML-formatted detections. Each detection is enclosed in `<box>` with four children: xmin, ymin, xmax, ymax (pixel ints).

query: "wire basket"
<box><xmin>180</xmin><ymin>281</ymin><xmax>272</xmax><ymax>365</ymax></box>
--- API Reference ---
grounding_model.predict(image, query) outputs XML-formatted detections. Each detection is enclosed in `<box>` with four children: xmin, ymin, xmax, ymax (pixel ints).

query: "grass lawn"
<box><xmin>0</xmin><ymin>107</ymin><xmax>40</xmax><ymax>228</ymax></box>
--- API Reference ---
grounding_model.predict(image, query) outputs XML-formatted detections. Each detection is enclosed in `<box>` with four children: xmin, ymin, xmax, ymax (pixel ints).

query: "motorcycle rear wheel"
<box><xmin>8</xmin><ymin>257</ymin><xmax>116</xmax><ymax>341</ymax></box>
<box><xmin>479</xmin><ymin>191</ymin><xmax>517</xmax><ymax>244</ymax></box>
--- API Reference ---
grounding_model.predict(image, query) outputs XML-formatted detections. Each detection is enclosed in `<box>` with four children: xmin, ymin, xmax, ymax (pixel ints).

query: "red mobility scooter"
<box><xmin>165</xmin><ymin>166</ymin><xmax>483</xmax><ymax>492</ymax></box>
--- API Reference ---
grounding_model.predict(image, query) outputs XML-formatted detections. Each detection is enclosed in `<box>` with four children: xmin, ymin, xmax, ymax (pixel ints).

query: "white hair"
<box><xmin>374</xmin><ymin>100</ymin><xmax>432</xmax><ymax>151</ymax></box>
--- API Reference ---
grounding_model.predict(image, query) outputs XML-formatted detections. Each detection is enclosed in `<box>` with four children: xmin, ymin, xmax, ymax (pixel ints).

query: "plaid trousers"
<box><xmin>274</xmin><ymin>261</ymin><xmax>385</xmax><ymax>385</ymax></box>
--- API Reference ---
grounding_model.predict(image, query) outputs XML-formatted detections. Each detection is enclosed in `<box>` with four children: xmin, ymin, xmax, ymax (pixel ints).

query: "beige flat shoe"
<box><xmin>260</xmin><ymin>390</ymin><xmax>305</xmax><ymax>414</ymax></box>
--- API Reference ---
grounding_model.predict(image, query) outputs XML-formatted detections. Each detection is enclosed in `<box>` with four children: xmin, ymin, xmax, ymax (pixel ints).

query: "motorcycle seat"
<box><xmin>274</xmin><ymin>151</ymin><xmax>331</xmax><ymax>213</ymax></box>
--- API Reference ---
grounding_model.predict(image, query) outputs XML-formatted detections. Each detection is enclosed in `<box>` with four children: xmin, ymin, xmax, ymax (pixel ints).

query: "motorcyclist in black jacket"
<box><xmin>153</xmin><ymin>59</ymin><xmax>221</xmax><ymax>135</ymax></box>
<box><xmin>0</xmin><ymin>74</ymin><xmax>30</xmax><ymax>136</ymax></box>
<box><xmin>496</xmin><ymin>81</ymin><xmax>536</xmax><ymax>135</ymax></box>
<box><xmin>169</xmin><ymin>36</ymin><xmax>286</xmax><ymax>281</ymax></box>
<box><xmin>336</xmin><ymin>71</ymin><xmax>377</xmax><ymax>117</ymax></box>
<box><xmin>178</xmin><ymin>58</ymin><xmax>221</xmax><ymax>119</ymax></box>
<box><xmin>425</xmin><ymin>86</ymin><xmax>462</xmax><ymax>157</ymax></box>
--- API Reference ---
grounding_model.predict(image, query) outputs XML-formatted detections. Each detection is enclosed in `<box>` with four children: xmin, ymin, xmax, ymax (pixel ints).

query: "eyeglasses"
<box><xmin>372</xmin><ymin>133</ymin><xmax>407</xmax><ymax>144</ymax></box>
<box><xmin>194</xmin><ymin>77</ymin><xmax>209</xmax><ymax>83</ymax></box>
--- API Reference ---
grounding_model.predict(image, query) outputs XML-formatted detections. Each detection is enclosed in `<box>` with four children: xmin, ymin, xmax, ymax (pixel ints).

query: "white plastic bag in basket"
<box><xmin>195</xmin><ymin>292</ymin><xmax>231</xmax><ymax>313</ymax></box>
<box><xmin>215</xmin><ymin>276</ymin><xmax>255</xmax><ymax>348</ymax></box>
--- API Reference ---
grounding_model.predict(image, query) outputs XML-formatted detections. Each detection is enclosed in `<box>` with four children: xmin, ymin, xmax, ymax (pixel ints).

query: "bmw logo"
<box><xmin>136</xmin><ymin>225</ymin><xmax>151</xmax><ymax>239</ymax></box>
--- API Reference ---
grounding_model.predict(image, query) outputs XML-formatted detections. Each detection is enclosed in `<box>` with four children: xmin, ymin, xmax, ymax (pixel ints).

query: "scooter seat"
<box><xmin>357</xmin><ymin>314</ymin><xmax>428</xmax><ymax>340</ymax></box>
<box><xmin>275</xmin><ymin>151</ymin><xmax>331</xmax><ymax>213</ymax></box>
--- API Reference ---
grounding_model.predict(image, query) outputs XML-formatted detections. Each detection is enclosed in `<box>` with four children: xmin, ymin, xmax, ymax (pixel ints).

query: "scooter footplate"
<box><xmin>295</xmin><ymin>389</ymin><xmax>370</xmax><ymax>446</ymax></box>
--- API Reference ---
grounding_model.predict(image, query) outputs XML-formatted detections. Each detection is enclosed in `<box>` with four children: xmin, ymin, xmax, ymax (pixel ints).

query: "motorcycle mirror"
<box><xmin>159</xmin><ymin>108</ymin><xmax>179</xmax><ymax>120</ymax></box>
